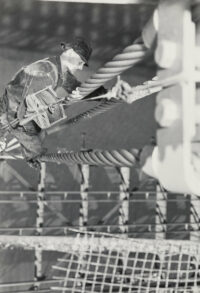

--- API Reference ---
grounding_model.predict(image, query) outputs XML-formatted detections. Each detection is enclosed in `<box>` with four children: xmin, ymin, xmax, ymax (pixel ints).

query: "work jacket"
<box><xmin>3</xmin><ymin>56</ymin><xmax>82</xmax><ymax>160</ymax></box>
<box><xmin>2</xmin><ymin>56</ymin><xmax>106</xmax><ymax>161</ymax></box>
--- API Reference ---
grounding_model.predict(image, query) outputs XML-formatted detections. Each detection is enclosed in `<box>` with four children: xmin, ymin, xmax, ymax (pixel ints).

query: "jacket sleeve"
<box><xmin>12</xmin><ymin>127</ymin><xmax>46</xmax><ymax>161</ymax></box>
<box><xmin>7</xmin><ymin>60</ymin><xmax>59</xmax><ymax>120</ymax></box>
<box><xmin>6</xmin><ymin>60</ymin><xmax>58</xmax><ymax>100</ymax></box>
<box><xmin>23</xmin><ymin>60</ymin><xmax>58</xmax><ymax>94</ymax></box>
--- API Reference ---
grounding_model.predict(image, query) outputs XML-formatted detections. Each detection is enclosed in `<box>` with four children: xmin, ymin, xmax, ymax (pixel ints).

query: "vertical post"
<box><xmin>79</xmin><ymin>133</ymin><xmax>89</xmax><ymax>231</ymax></box>
<box><xmin>79</xmin><ymin>164</ymin><xmax>90</xmax><ymax>231</ymax></box>
<box><xmin>189</xmin><ymin>3</ymin><xmax>200</xmax><ymax>241</ymax></box>
<box><xmin>34</xmin><ymin>162</ymin><xmax>46</xmax><ymax>287</ymax></box>
<box><xmin>118</xmin><ymin>167</ymin><xmax>130</xmax><ymax>234</ymax></box>
<box><xmin>155</xmin><ymin>184</ymin><xmax>167</xmax><ymax>239</ymax></box>
<box><xmin>190</xmin><ymin>195</ymin><xmax>200</xmax><ymax>241</ymax></box>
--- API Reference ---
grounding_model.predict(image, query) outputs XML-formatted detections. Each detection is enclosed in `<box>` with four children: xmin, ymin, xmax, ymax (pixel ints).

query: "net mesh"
<box><xmin>52</xmin><ymin>231</ymin><xmax>200</xmax><ymax>292</ymax></box>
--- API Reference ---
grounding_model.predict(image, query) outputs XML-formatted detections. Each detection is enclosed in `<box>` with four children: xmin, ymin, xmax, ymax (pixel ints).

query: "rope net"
<box><xmin>2</xmin><ymin>231</ymin><xmax>199</xmax><ymax>292</ymax></box>
<box><xmin>0</xmin><ymin>231</ymin><xmax>200</xmax><ymax>291</ymax></box>
<box><xmin>50</xmin><ymin>231</ymin><xmax>200</xmax><ymax>292</ymax></box>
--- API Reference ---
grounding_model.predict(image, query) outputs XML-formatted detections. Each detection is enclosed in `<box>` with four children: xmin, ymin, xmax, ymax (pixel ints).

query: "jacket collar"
<box><xmin>48</xmin><ymin>55</ymin><xmax>63</xmax><ymax>77</ymax></box>
<box><xmin>55</xmin><ymin>55</ymin><xmax>63</xmax><ymax>78</ymax></box>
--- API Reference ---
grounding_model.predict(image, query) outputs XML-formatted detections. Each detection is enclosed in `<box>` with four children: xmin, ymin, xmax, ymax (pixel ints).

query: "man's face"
<box><xmin>61</xmin><ymin>49</ymin><xmax>85</xmax><ymax>73</ymax></box>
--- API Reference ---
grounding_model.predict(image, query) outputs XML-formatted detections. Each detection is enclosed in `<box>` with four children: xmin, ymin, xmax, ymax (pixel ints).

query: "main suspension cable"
<box><xmin>77</xmin><ymin>42</ymin><xmax>147</xmax><ymax>99</ymax></box>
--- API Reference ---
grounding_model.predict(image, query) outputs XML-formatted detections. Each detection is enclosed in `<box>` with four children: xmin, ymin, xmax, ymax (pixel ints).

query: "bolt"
<box><xmin>155</xmin><ymin>40</ymin><xmax>177</xmax><ymax>69</ymax></box>
<box><xmin>155</xmin><ymin>98</ymin><xmax>179</xmax><ymax>127</ymax></box>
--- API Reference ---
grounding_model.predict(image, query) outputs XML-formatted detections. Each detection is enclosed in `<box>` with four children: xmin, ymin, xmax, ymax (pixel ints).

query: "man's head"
<box><xmin>60</xmin><ymin>37</ymin><xmax>92</xmax><ymax>73</ymax></box>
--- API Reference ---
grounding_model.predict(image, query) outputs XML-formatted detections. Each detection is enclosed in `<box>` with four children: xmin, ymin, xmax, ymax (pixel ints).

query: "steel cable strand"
<box><xmin>39</xmin><ymin>149</ymin><xmax>140</xmax><ymax>167</ymax></box>
<box><xmin>68</xmin><ymin>150</ymin><xmax>104</xmax><ymax>165</ymax></box>
<box><xmin>63</xmin><ymin>152</ymin><xmax>87</xmax><ymax>165</ymax></box>
<box><xmin>109</xmin><ymin>149</ymin><xmax>138</xmax><ymax>166</ymax></box>
<box><xmin>96</xmin><ymin>150</ymin><xmax>131</xmax><ymax>166</ymax></box>
<box><xmin>90</xmin><ymin>151</ymin><xmax>117</xmax><ymax>166</ymax></box>
<box><xmin>60</xmin><ymin>151</ymin><xmax>93</xmax><ymax>165</ymax></box>
<box><xmin>81</xmin><ymin>151</ymin><xmax>107</xmax><ymax>166</ymax></box>
<box><xmin>69</xmin><ymin>151</ymin><xmax>95</xmax><ymax>165</ymax></box>
<box><xmin>119</xmin><ymin>149</ymin><xmax>140</xmax><ymax>162</ymax></box>
<box><xmin>98</xmin><ymin>150</ymin><xmax>125</xmax><ymax>166</ymax></box>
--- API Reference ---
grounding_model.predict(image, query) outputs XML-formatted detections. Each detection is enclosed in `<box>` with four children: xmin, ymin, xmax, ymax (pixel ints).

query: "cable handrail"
<box><xmin>0</xmin><ymin>222</ymin><xmax>198</xmax><ymax>230</ymax></box>
<box><xmin>0</xmin><ymin>279</ymin><xmax>64</xmax><ymax>289</ymax></box>
<box><xmin>0</xmin><ymin>198</ymin><xmax>193</xmax><ymax>203</ymax></box>
<box><xmin>0</xmin><ymin>191</ymin><xmax>197</xmax><ymax>203</ymax></box>
<box><xmin>39</xmin><ymin>0</ymin><xmax>157</xmax><ymax>6</ymax></box>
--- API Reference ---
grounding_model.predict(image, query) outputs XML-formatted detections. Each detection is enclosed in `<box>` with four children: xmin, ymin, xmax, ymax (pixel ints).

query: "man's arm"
<box><xmin>12</xmin><ymin>127</ymin><xmax>46</xmax><ymax>168</ymax></box>
<box><xmin>5</xmin><ymin>60</ymin><xmax>58</xmax><ymax>121</ymax></box>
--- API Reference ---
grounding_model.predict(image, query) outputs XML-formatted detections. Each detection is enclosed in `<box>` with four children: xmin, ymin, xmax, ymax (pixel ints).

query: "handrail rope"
<box><xmin>1</xmin><ymin>41</ymin><xmax>147</xmax><ymax>136</ymax></box>
<box><xmin>48</xmin><ymin>76</ymin><xmax>162</xmax><ymax>135</ymax></box>
<box><xmin>0</xmin><ymin>198</ymin><xmax>194</xmax><ymax>203</ymax></box>
<box><xmin>39</xmin><ymin>0</ymin><xmax>157</xmax><ymax>5</ymax></box>
<box><xmin>39</xmin><ymin>148</ymin><xmax>140</xmax><ymax>167</ymax></box>
<box><xmin>47</xmin><ymin>99</ymin><xmax>121</xmax><ymax>135</ymax></box>
<box><xmin>0</xmin><ymin>222</ymin><xmax>198</xmax><ymax>230</ymax></box>
<box><xmin>0</xmin><ymin>279</ymin><xmax>64</xmax><ymax>289</ymax></box>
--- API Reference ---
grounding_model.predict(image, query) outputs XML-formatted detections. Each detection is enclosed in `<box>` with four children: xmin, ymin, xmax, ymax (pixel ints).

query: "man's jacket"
<box><xmin>4</xmin><ymin>56</ymin><xmax>81</xmax><ymax>160</ymax></box>
<box><xmin>2</xmin><ymin>55</ymin><xmax>106</xmax><ymax>161</ymax></box>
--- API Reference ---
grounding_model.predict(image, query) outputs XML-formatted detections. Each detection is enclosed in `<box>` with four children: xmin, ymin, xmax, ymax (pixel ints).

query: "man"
<box><xmin>0</xmin><ymin>37</ymin><xmax>106</xmax><ymax>167</ymax></box>
<box><xmin>0</xmin><ymin>37</ymin><xmax>161</xmax><ymax>168</ymax></box>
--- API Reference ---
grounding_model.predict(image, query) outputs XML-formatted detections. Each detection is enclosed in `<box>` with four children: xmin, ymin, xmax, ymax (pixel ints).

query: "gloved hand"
<box><xmin>27</xmin><ymin>157</ymin><xmax>41</xmax><ymax>169</ymax></box>
<box><xmin>70</xmin><ymin>87</ymin><xmax>83</xmax><ymax>100</ymax></box>
<box><xmin>105</xmin><ymin>76</ymin><xmax>132</xmax><ymax>101</ymax></box>
<box><xmin>106</xmin><ymin>76</ymin><xmax>162</xmax><ymax>104</ymax></box>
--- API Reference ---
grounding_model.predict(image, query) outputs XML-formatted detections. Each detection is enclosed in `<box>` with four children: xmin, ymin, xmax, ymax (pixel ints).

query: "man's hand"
<box><xmin>70</xmin><ymin>88</ymin><xmax>83</xmax><ymax>100</ymax></box>
<box><xmin>106</xmin><ymin>76</ymin><xmax>162</xmax><ymax>104</ymax></box>
<box><xmin>105</xmin><ymin>76</ymin><xmax>133</xmax><ymax>101</ymax></box>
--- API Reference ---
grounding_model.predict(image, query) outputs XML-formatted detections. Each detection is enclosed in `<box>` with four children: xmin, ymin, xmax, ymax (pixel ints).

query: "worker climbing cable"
<box><xmin>0</xmin><ymin>37</ymin><xmax>161</xmax><ymax>168</ymax></box>
<box><xmin>0</xmin><ymin>37</ymin><xmax>107</xmax><ymax>168</ymax></box>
